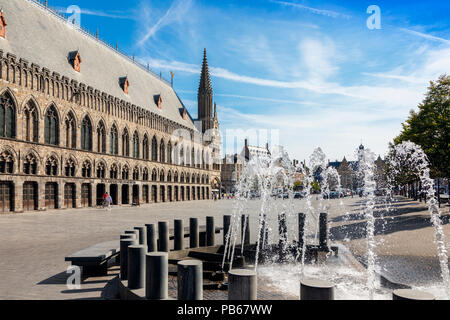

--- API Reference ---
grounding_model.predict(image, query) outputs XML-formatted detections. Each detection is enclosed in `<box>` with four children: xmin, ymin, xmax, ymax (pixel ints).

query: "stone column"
<box><xmin>228</xmin><ymin>269</ymin><xmax>257</xmax><ymax>300</ymax></box>
<box><xmin>206</xmin><ymin>216</ymin><xmax>215</xmax><ymax>247</ymax></box>
<box><xmin>38</xmin><ymin>181</ymin><xmax>45</xmax><ymax>211</ymax></box>
<box><xmin>128</xmin><ymin>245</ymin><xmax>146</xmax><ymax>289</ymax></box>
<box><xmin>117</xmin><ymin>183</ymin><xmax>122</xmax><ymax>206</ymax></box>
<box><xmin>223</xmin><ymin>215</ymin><xmax>231</xmax><ymax>245</ymax></box>
<box><xmin>120</xmin><ymin>238</ymin><xmax>138</xmax><ymax>280</ymax></box>
<box><xmin>158</xmin><ymin>221</ymin><xmax>170</xmax><ymax>252</ymax></box>
<box><xmin>300</xmin><ymin>279</ymin><xmax>334</xmax><ymax>300</ymax></box>
<box><xmin>13</xmin><ymin>179</ymin><xmax>23</xmax><ymax>213</ymax></box>
<box><xmin>145</xmin><ymin>224</ymin><xmax>157</xmax><ymax>252</ymax></box>
<box><xmin>57</xmin><ymin>181</ymin><xmax>64</xmax><ymax>209</ymax></box>
<box><xmin>393</xmin><ymin>289</ymin><xmax>435</xmax><ymax>300</ymax></box>
<box><xmin>189</xmin><ymin>218</ymin><xmax>199</xmax><ymax>248</ymax></box>
<box><xmin>178</xmin><ymin>260</ymin><xmax>203</xmax><ymax>300</ymax></box>
<box><xmin>134</xmin><ymin>226</ymin><xmax>147</xmax><ymax>246</ymax></box>
<box><xmin>146</xmin><ymin>252</ymin><xmax>168</xmax><ymax>300</ymax></box>
<box><xmin>75</xmin><ymin>182</ymin><xmax>82</xmax><ymax>209</ymax></box>
<box><xmin>174</xmin><ymin>219</ymin><xmax>184</xmax><ymax>251</ymax></box>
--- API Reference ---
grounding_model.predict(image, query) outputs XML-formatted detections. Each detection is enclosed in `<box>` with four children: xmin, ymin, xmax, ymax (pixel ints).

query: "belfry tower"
<box><xmin>197</xmin><ymin>49</ymin><xmax>219</xmax><ymax>133</ymax></box>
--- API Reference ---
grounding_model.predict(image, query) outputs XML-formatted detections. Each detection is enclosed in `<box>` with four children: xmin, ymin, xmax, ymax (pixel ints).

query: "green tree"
<box><xmin>394</xmin><ymin>74</ymin><xmax>449</xmax><ymax>179</ymax></box>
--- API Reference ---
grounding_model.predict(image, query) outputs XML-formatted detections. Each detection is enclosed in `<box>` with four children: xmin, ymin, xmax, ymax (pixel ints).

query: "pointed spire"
<box><xmin>198</xmin><ymin>48</ymin><xmax>212</xmax><ymax>94</ymax></box>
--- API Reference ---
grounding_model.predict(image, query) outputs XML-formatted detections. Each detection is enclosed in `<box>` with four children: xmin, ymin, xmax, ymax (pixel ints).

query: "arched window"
<box><xmin>65</xmin><ymin>158</ymin><xmax>76</xmax><ymax>177</ymax></box>
<box><xmin>23</xmin><ymin>153</ymin><xmax>38</xmax><ymax>175</ymax></box>
<box><xmin>45</xmin><ymin>156</ymin><xmax>58</xmax><ymax>176</ymax></box>
<box><xmin>143</xmin><ymin>134</ymin><xmax>149</xmax><ymax>160</ymax></box>
<box><xmin>0</xmin><ymin>151</ymin><xmax>14</xmax><ymax>173</ymax></box>
<box><xmin>143</xmin><ymin>168</ymin><xmax>149</xmax><ymax>181</ymax></box>
<box><xmin>133</xmin><ymin>167</ymin><xmax>140</xmax><ymax>180</ymax></box>
<box><xmin>167</xmin><ymin>142</ymin><xmax>173</xmax><ymax>164</ymax></box>
<box><xmin>64</xmin><ymin>112</ymin><xmax>76</xmax><ymax>148</ymax></box>
<box><xmin>186</xmin><ymin>173</ymin><xmax>191</xmax><ymax>184</ymax></box>
<box><xmin>160</xmin><ymin>170</ymin><xmax>165</xmax><ymax>182</ymax></box>
<box><xmin>110</xmin><ymin>125</ymin><xmax>118</xmax><ymax>155</ymax></box>
<box><xmin>167</xmin><ymin>170</ymin><xmax>172</xmax><ymax>182</ymax></box>
<box><xmin>191</xmin><ymin>148</ymin><xmax>195</xmax><ymax>167</ymax></box>
<box><xmin>81</xmin><ymin>116</ymin><xmax>93</xmax><ymax>151</ymax></box>
<box><xmin>122</xmin><ymin>166</ymin><xmax>129</xmax><ymax>180</ymax></box>
<box><xmin>160</xmin><ymin>139</ymin><xmax>165</xmax><ymax>163</ymax></box>
<box><xmin>45</xmin><ymin>105</ymin><xmax>59</xmax><ymax>145</ymax></box>
<box><xmin>174</xmin><ymin>171</ymin><xmax>179</xmax><ymax>183</ymax></box>
<box><xmin>197</xmin><ymin>174</ymin><xmax>200</xmax><ymax>184</ymax></box>
<box><xmin>110</xmin><ymin>164</ymin><xmax>118</xmax><ymax>179</ymax></box>
<box><xmin>24</xmin><ymin>101</ymin><xmax>38</xmax><ymax>142</ymax></box>
<box><xmin>151</xmin><ymin>136</ymin><xmax>158</xmax><ymax>161</ymax></box>
<box><xmin>96</xmin><ymin>162</ymin><xmax>106</xmax><ymax>179</ymax></box>
<box><xmin>82</xmin><ymin>160</ymin><xmax>91</xmax><ymax>178</ymax></box>
<box><xmin>152</xmin><ymin>169</ymin><xmax>157</xmax><ymax>182</ymax></box>
<box><xmin>180</xmin><ymin>172</ymin><xmax>185</xmax><ymax>183</ymax></box>
<box><xmin>97</xmin><ymin>121</ymin><xmax>106</xmax><ymax>153</ymax></box>
<box><xmin>122</xmin><ymin>128</ymin><xmax>130</xmax><ymax>157</ymax></box>
<box><xmin>0</xmin><ymin>92</ymin><xmax>16</xmax><ymax>139</ymax></box>
<box><xmin>133</xmin><ymin>131</ymin><xmax>139</xmax><ymax>158</ymax></box>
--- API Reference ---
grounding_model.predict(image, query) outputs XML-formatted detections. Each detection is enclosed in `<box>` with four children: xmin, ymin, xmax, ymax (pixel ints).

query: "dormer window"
<box><xmin>68</xmin><ymin>51</ymin><xmax>82</xmax><ymax>72</ymax></box>
<box><xmin>154</xmin><ymin>94</ymin><xmax>162</xmax><ymax>109</ymax></box>
<box><xmin>120</xmin><ymin>77</ymin><xmax>130</xmax><ymax>94</ymax></box>
<box><xmin>182</xmin><ymin>108</ymin><xmax>187</xmax><ymax>120</ymax></box>
<box><xmin>0</xmin><ymin>10</ymin><xmax>7</xmax><ymax>39</ymax></box>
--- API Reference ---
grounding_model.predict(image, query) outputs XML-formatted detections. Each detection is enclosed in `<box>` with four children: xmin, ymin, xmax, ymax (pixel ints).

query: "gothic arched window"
<box><xmin>110</xmin><ymin>164</ymin><xmax>118</xmax><ymax>179</ymax></box>
<box><xmin>110</xmin><ymin>125</ymin><xmax>118</xmax><ymax>155</ymax></box>
<box><xmin>143</xmin><ymin>134</ymin><xmax>149</xmax><ymax>160</ymax></box>
<box><xmin>0</xmin><ymin>151</ymin><xmax>14</xmax><ymax>173</ymax></box>
<box><xmin>133</xmin><ymin>131</ymin><xmax>139</xmax><ymax>159</ymax></box>
<box><xmin>167</xmin><ymin>170</ymin><xmax>172</xmax><ymax>182</ymax></box>
<box><xmin>152</xmin><ymin>169</ymin><xmax>157</xmax><ymax>182</ymax></box>
<box><xmin>160</xmin><ymin>170</ymin><xmax>165</xmax><ymax>182</ymax></box>
<box><xmin>167</xmin><ymin>142</ymin><xmax>173</xmax><ymax>164</ymax></box>
<box><xmin>44</xmin><ymin>105</ymin><xmax>59</xmax><ymax>145</ymax></box>
<box><xmin>151</xmin><ymin>136</ymin><xmax>158</xmax><ymax>161</ymax></box>
<box><xmin>81</xmin><ymin>116</ymin><xmax>93</xmax><ymax>151</ymax></box>
<box><xmin>96</xmin><ymin>162</ymin><xmax>106</xmax><ymax>179</ymax></box>
<box><xmin>24</xmin><ymin>101</ymin><xmax>38</xmax><ymax>142</ymax></box>
<box><xmin>64</xmin><ymin>112</ymin><xmax>76</xmax><ymax>148</ymax></box>
<box><xmin>45</xmin><ymin>156</ymin><xmax>58</xmax><ymax>176</ymax></box>
<box><xmin>122</xmin><ymin>166</ymin><xmax>129</xmax><ymax>180</ymax></box>
<box><xmin>174</xmin><ymin>171</ymin><xmax>179</xmax><ymax>183</ymax></box>
<box><xmin>82</xmin><ymin>160</ymin><xmax>91</xmax><ymax>178</ymax></box>
<box><xmin>133</xmin><ymin>167</ymin><xmax>139</xmax><ymax>180</ymax></box>
<box><xmin>160</xmin><ymin>139</ymin><xmax>165</xmax><ymax>163</ymax></box>
<box><xmin>122</xmin><ymin>128</ymin><xmax>130</xmax><ymax>157</ymax></box>
<box><xmin>0</xmin><ymin>92</ymin><xmax>16</xmax><ymax>139</ymax></box>
<box><xmin>143</xmin><ymin>168</ymin><xmax>149</xmax><ymax>181</ymax></box>
<box><xmin>97</xmin><ymin>121</ymin><xmax>106</xmax><ymax>154</ymax></box>
<box><xmin>24</xmin><ymin>153</ymin><xmax>38</xmax><ymax>175</ymax></box>
<box><xmin>65</xmin><ymin>158</ymin><xmax>76</xmax><ymax>177</ymax></box>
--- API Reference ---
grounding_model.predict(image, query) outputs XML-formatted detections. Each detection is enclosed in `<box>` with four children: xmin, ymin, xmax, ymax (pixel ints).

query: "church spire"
<box><xmin>198</xmin><ymin>48</ymin><xmax>212</xmax><ymax>94</ymax></box>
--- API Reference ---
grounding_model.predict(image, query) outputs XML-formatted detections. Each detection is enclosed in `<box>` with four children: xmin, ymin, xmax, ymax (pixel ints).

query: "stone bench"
<box><xmin>65</xmin><ymin>240</ymin><xmax>119</xmax><ymax>278</ymax></box>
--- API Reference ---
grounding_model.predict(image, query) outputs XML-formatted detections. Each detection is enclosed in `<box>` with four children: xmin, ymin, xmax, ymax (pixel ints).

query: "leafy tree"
<box><xmin>394</xmin><ymin>74</ymin><xmax>449</xmax><ymax>179</ymax></box>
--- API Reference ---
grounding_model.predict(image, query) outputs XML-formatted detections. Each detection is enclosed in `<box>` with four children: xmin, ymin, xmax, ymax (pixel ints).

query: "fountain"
<box><xmin>221</xmin><ymin>142</ymin><xmax>449</xmax><ymax>300</ymax></box>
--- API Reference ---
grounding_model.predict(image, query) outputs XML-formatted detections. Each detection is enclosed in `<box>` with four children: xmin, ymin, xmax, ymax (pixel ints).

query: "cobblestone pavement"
<box><xmin>0</xmin><ymin>197</ymin><xmax>448</xmax><ymax>300</ymax></box>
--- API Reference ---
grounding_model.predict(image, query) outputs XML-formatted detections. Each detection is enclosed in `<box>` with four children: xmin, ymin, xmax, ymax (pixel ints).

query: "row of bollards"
<box><xmin>119</xmin><ymin>214</ymin><xmax>436</xmax><ymax>301</ymax></box>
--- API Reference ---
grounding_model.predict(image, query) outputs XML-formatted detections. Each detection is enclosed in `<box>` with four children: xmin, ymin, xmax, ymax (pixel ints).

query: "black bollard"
<box><xmin>174</xmin><ymin>219</ymin><xmax>184</xmax><ymax>251</ymax></box>
<box><xmin>228</xmin><ymin>269</ymin><xmax>257</xmax><ymax>300</ymax></box>
<box><xmin>146</xmin><ymin>252</ymin><xmax>168</xmax><ymax>300</ymax></box>
<box><xmin>393</xmin><ymin>289</ymin><xmax>435</xmax><ymax>300</ymax></box>
<box><xmin>128</xmin><ymin>245</ymin><xmax>146</xmax><ymax>289</ymax></box>
<box><xmin>300</xmin><ymin>279</ymin><xmax>334</xmax><ymax>300</ymax></box>
<box><xmin>206</xmin><ymin>216</ymin><xmax>215</xmax><ymax>247</ymax></box>
<box><xmin>241</xmin><ymin>214</ymin><xmax>250</xmax><ymax>246</ymax></box>
<box><xmin>189</xmin><ymin>218</ymin><xmax>199</xmax><ymax>248</ymax></box>
<box><xmin>145</xmin><ymin>224</ymin><xmax>157</xmax><ymax>253</ymax></box>
<box><xmin>120</xmin><ymin>238</ymin><xmax>138</xmax><ymax>280</ymax></box>
<box><xmin>298</xmin><ymin>213</ymin><xmax>306</xmax><ymax>251</ymax></box>
<box><xmin>223</xmin><ymin>215</ymin><xmax>231</xmax><ymax>245</ymax></box>
<box><xmin>319</xmin><ymin>212</ymin><xmax>328</xmax><ymax>250</ymax></box>
<box><xmin>177</xmin><ymin>260</ymin><xmax>203</xmax><ymax>300</ymax></box>
<box><xmin>134</xmin><ymin>226</ymin><xmax>147</xmax><ymax>246</ymax></box>
<box><xmin>158</xmin><ymin>221</ymin><xmax>170</xmax><ymax>252</ymax></box>
<box><xmin>120</xmin><ymin>233</ymin><xmax>136</xmax><ymax>240</ymax></box>
<box><xmin>278</xmin><ymin>212</ymin><xmax>287</xmax><ymax>248</ymax></box>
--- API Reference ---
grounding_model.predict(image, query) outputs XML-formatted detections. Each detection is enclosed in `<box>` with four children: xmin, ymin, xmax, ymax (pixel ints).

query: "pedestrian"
<box><xmin>106</xmin><ymin>194</ymin><xmax>112</xmax><ymax>211</ymax></box>
<box><xmin>103</xmin><ymin>192</ymin><xmax>108</xmax><ymax>208</ymax></box>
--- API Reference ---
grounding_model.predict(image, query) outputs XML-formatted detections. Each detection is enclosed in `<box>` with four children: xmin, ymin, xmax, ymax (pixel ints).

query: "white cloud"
<box><xmin>270</xmin><ymin>0</ymin><xmax>351</xmax><ymax>19</ymax></box>
<box><xmin>399</xmin><ymin>28</ymin><xmax>450</xmax><ymax>45</ymax></box>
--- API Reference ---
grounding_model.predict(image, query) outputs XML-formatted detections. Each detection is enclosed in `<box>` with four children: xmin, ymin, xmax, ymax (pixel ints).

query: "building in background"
<box><xmin>221</xmin><ymin>154</ymin><xmax>244</xmax><ymax>195</ymax></box>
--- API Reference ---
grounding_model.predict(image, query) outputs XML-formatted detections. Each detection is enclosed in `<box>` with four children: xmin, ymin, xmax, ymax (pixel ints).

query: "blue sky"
<box><xmin>52</xmin><ymin>0</ymin><xmax>450</xmax><ymax>161</ymax></box>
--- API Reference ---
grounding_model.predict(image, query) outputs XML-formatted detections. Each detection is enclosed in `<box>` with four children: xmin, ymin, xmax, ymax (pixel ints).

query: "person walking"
<box><xmin>106</xmin><ymin>194</ymin><xmax>112</xmax><ymax>211</ymax></box>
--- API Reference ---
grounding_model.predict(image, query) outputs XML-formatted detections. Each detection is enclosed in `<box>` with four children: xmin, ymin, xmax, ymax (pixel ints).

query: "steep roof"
<box><xmin>0</xmin><ymin>0</ymin><xmax>196</xmax><ymax>129</ymax></box>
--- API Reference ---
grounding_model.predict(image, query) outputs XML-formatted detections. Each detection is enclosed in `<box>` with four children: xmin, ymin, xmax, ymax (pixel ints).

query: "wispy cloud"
<box><xmin>399</xmin><ymin>28</ymin><xmax>450</xmax><ymax>45</ymax></box>
<box><xmin>137</xmin><ymin>0</ymin><xmax>193</xmax><ymax>46</ymax></box>
<box><xmin>270</xmin><ymin>0</ymin><xmax>350</xmax><ymax>19</ymax></box>
<box><xmin>55</xmin><ymin>6</ymin><xmax>136</xmax><ymax>20</ymax></box>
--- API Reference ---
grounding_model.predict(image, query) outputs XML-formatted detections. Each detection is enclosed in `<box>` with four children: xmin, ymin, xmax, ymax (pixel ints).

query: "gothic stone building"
<box><xmin>0</xmin><ymin>0</ymin><xmax>222</xmax><ymax>213</ymax></box>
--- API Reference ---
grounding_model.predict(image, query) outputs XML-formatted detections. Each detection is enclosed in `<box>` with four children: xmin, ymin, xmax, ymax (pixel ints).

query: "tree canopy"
<box><xmin>393</xmin><ymin>74</ymin><xmax>449</xmax><ymax>179</ymax></box>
